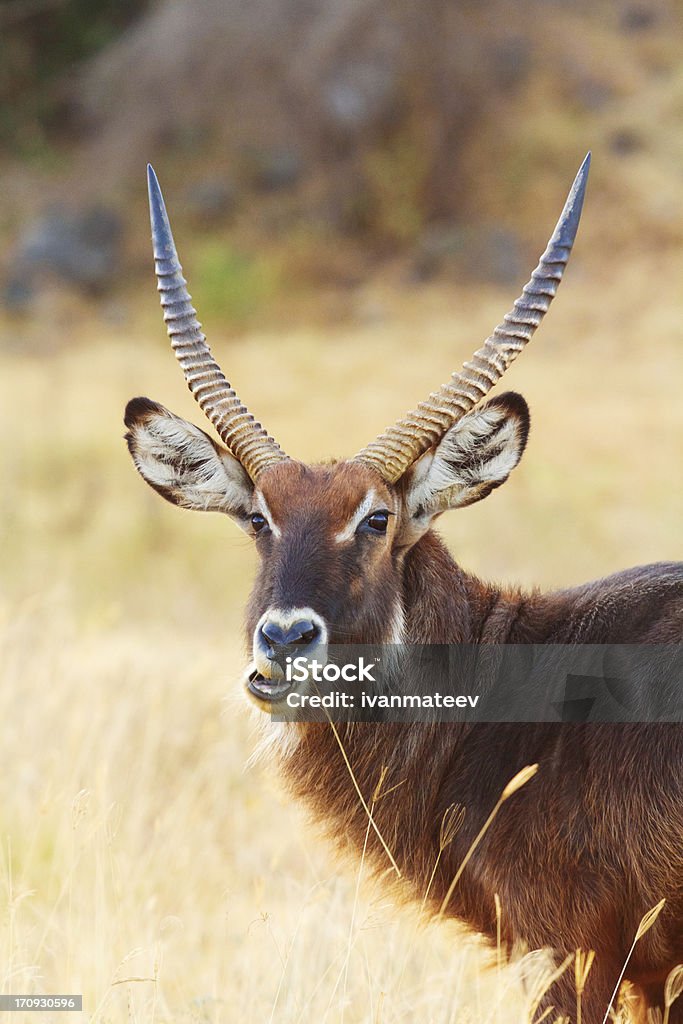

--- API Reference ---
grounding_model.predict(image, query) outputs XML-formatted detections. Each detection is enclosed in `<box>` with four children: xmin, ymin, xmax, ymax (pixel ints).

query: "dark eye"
<box><xmin>251</xmin><ymin>513</ymin><xmax>268</xmax><ymax>534</ymax></box>
<box><xmin>363</xmin><ymin>510</ymin><xmax>390</xmax><ymax>535</ymax></box>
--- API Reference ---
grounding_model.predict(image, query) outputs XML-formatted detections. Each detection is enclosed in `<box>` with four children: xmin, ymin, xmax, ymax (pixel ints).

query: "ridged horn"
<box><xmin>354</xmin><ymin>153</ymin><xmax>591</xmax><ymax>482</ymax></box>
<box><xmin>147</xmin><ymin>164</ymin><xmax>288</xmax><ymax>481</ymax></box>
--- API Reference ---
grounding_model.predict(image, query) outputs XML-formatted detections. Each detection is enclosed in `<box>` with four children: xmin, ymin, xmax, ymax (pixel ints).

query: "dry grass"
<box><xmin>0</xmin><ymin>257</ymin><xmax>681</xmax><ymax>1020</ymax></box>
<box><xmin>0</xmin><ymin>603</ymin><xmax>565</xmax><ymax>1022</ymax></box>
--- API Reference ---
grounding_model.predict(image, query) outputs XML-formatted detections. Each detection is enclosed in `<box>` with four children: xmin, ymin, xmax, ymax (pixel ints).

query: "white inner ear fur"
<box><xmin>403</xmin><ymin>401</ymin><xmax>527</xmax><ymax>522</ymax></box>
<box><xmin>129</xmin><ymin>408</ymin><xmax>253</xmax><ymax>523</ymax></box>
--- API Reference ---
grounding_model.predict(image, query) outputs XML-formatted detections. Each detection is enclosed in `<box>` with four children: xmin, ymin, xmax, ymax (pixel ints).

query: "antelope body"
<box><xmin>125</xmin><ymin>156</ymin><xmax>683</xmax><ymax>1022</ymax></box>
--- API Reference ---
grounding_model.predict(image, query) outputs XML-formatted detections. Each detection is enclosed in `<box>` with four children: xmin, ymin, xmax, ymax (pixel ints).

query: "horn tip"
<box><xmin>147</xmin><ymin>164</ymin><xmax>176</xmax><ymax>260</ymax></box>
<box><xmin>574</xmin><ymin>151</ymin><xmax>591</xmax><ymax>198</ymax></box>
<box><xmin>555</xmin><ymin>151</ymin><xmax>591</xmax><ymax>249</ymax></box>
<box><xmin>147</xmin><ymin>163</ymin><xmax>162</xmax><ymax>205</ymax></box>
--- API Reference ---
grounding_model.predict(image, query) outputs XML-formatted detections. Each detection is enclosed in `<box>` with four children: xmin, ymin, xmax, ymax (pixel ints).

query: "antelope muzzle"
<box><xmin>247</xmin><ymin>607</ymin><xmax>329</xmax><ymax>704</ymax></box>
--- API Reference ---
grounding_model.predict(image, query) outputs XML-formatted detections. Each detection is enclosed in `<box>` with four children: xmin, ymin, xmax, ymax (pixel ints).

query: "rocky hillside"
<box><xmin>2</xmin><ymin>0</ymin><xmax>682</xmax><ymax>314</ymax></box>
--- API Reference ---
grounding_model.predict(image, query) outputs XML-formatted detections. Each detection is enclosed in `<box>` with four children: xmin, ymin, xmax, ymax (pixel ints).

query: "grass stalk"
<box><xmin>436</xmin><ymin>765</ymin><xmax>538</xmax><ymax>922</ymax></box>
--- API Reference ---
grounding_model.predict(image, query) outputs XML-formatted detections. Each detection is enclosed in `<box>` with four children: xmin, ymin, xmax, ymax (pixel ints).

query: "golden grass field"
<box><xmin>0</xmin><ymin>248</ymin><xmax>682</xmax><ymax>1021</ymax></box>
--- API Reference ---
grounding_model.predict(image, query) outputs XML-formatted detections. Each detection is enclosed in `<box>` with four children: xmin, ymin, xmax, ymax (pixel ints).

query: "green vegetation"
<box><xmin>192</xmin><ymin>241</ymin><xmax>282</xmax><ymax>327</ymax></box>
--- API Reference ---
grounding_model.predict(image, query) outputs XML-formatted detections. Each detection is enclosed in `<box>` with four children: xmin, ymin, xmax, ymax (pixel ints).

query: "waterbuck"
<box><xmin>124</xmin><ymin>156</ymin><xmax>683</xmax><ymax>1022</ymax></box>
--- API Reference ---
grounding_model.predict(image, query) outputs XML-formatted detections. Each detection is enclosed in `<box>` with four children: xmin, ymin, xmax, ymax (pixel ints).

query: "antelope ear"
<box><xmin>400</xmin><ymin>392</ymin><xmax>530</xmax><ymax>528</ymax></box>
<box><xmin>124</xmin><ymin>397</ymin><xmax>253</xmax><ymax>526</ymax></box>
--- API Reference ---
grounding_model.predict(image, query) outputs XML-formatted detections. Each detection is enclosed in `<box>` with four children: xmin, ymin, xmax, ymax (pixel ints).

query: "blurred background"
<box><xmin>0</xmin><ymin>1</ymin><xmax>681</xmax><ymax>1020</ymax></box>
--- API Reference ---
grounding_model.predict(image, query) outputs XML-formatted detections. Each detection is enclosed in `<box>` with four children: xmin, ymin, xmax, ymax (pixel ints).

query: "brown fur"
<box><xmin>249</xmin><ymin>472</ymin><xmax>683</xmax><ymax>1023</ymax></box>
<box><xmin>125</xmin><ymin>400</ymin><xmax>683</xmax><ymax>1023</ymax></box>
<box><xmin>246</xmin><ymin>461</ymin><xmax>399</xmax><ymax>645</ymax></box>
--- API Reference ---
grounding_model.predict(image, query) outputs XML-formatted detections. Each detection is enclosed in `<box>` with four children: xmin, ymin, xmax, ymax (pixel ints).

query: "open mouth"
<box><xmin>246</xmin><ymin>667</ymin><xmax>293</xmax><ymax>705</ymax></box>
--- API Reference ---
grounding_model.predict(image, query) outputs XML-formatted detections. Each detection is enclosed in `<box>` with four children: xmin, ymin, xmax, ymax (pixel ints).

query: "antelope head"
<box><xmin>125</xmin><ymin>158</ymin><xmax>590</xmax><ymax>706</ymax></box>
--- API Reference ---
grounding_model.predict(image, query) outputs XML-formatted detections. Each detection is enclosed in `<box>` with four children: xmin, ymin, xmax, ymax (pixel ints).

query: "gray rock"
<box><xmin>2</xmin><ymin>278</ymin><xmax>34</xmax><ymax>312</ymax></box>
<box><xmin>413</xmin><ymin>225</ymin><xmax>467</xmax><ymax>281</ymax></box>
<box><xmin>609</xmin><ymin>128</ymin><xmax>643</xmax><ymax>155</ymax></box>
<box><xmin>322</xmin><ymin>61</ymin><xmax>397</xmax><ymax>135</ymax></box>
<box><xmin>6</xmin><ymin>204</ymin><xmax>123</xmax><ymax>304</ymax></box>
<box><xmin>469</xmin><ymin>225</ymin><xmax>525</xmax><ymax>285</ymax></box>
<box><xmin>413</xmin><ymin>224</ymin><xmax>524</xmax><ymax>285</ymax></box>
<box><xmin>246</xmin><ymin>148</ymin><xmax>304</xmax><ymax>192</ymax></box>
<box><xmin>620</xmin><ymin>5</ymin><xmax>658</xmax><ymax>31</ymax></box>
<box><xmin>492</xmin><ymin>37</ymin><xmax>533</xmax><ymax>90</ymax></box>
<box><xmin>572</xmin><ymin>76</ymin><xmax>614</xmax><ymax>112</ymax></box>
<box><xmin>183</xmin><ymin>178</ymin><xmax>238</xmax><ymax>223</ymax></box>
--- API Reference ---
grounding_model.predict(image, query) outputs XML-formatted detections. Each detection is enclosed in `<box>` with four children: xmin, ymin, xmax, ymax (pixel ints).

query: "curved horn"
<box><xmin>147</xmin><ymin>165</ymin><xmax>288</xmax><ymax>481</ymax></box>
<box><xmin>354</xmin><ymin>153</ymin><xmax>591</xmax><ymax>482</ymax></box>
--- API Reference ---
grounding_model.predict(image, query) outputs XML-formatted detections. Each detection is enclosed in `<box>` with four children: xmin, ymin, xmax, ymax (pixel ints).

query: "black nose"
<box><xmin>260</xmin><ymin>619</ymin><xmax>320</xmax><ymax>652</ymax></box>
